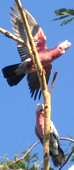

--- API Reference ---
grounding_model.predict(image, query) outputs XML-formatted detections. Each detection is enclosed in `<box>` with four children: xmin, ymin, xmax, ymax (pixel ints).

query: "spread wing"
<box><xmin>27</xmin><ymin>64</ymin><xmax>52</xmax><ymax>100</ymax></box>
<box><xmin>10</xmin><ymin>4</ymin><xmax>47</xmax><ymax>62</ymax></box>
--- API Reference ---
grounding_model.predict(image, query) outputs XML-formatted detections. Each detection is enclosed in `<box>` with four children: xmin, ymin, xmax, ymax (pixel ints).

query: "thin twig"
<box><xmin>0</xmin><ymin>27</ymin><xmax>33</xmax><ymax>57</ymax></box>
<box><xmin>60</xmin><ymin>137</ymin><xmax>74</xmax><ymax>143</ymax></box>
<box><xmin>49</xmin><ymin>71</ymin><xmax>58</xmax><ymax>94</ymax></box>
<box><xmin>0</xmin><ymin>28</ymin><xmax>26</xmax><ymax>46</ymax></box>
<box><xmin>8</xmin><ymin>141</ymin><xmax>40</xmax><ymax>167</ymax></box>
<box><xmin>58</xmin><ymin>149</ymin><xmax>74</xmax><ymax>170</ymax></box>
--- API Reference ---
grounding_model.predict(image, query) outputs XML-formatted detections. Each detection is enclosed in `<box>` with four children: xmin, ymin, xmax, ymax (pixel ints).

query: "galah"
<box><xmin>2</xmin><ymin>4</ymin><xmax>71</xmax><ymax>100</ymax></box>
<box><xmin>35</xmin><ymin>103</ymin><xmax>65</xmax><ymax>167</ymax></box>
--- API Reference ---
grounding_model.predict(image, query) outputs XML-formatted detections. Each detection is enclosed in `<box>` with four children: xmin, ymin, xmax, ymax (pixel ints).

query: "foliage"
<box><xmin>0</xmin><ymin>151</ymin><xmax>55</xmax><ymax>170</ymax></box>
<box><xmin>70</xmin><ymin>147</ymin><xmax>74</xmax><ymax>163</ymax></box>
<box><xmin>0</xmin><ymin>144</ymin><xmax>74</xmax><ymax>170</ymax></box>
<box><xmin>0</xmin><ymin>151</ymin><xmax>40</xmax><ymax>170</ymax></box>
<box><xmin>54</xmin><ymin>8</ymin><xmax>74</xmax><ymax>26</ymax></box>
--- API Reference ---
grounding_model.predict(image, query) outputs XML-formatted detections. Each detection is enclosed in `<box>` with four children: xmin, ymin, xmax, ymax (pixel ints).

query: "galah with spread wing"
<box><xmin>2</xmin><ymin>4</ymin><xmax>71</xmax><ymax>100</ymax></box>
<box><xmin>35</xmin><ymin>103</ymin><xmax>65</xmax><ymax>167</ymax></box>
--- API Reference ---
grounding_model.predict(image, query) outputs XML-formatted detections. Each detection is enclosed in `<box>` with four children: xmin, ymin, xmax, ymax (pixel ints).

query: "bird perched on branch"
<box><xmin>2</xmin><ymin>4</ymin><xmax>71</xmax><ymax>100</ymax></box>
<box><xmin>35</xmin><ymin>103</ymin><xmax>65</xmax><ymax>167</ymax></box>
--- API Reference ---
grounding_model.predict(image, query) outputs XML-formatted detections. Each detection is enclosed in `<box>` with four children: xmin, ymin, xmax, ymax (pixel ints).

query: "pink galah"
<box><xmin>2</xmin><ymin>4</ymin><xmax>71</xmax><ymax>100</ymax></box>
<box><xmin>35</xmin><ymin>103</ymin><xmax>65</xmax><ymax>167</ymax></box>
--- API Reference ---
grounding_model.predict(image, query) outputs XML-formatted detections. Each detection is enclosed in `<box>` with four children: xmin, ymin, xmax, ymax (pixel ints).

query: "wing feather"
<box><xmin>27</xmin><ymin>64</ymin><xmax>52</xmax><ymax>100</ymax></box>
<box><xmin>10</xmin><ymin>4</ymin><xmax>47</xmax><ymax>62</ymax></box>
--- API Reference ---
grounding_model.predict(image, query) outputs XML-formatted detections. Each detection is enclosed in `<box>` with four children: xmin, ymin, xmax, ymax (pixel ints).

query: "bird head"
<box><xmin>36</xmin><ymin>103</ymin><xmax>44</xmax><ymax>112</ymax></box>
<box><xmin>58</xmin><ymin>40</ymin><xmax>71</xmax><ymax>54</ymax></box>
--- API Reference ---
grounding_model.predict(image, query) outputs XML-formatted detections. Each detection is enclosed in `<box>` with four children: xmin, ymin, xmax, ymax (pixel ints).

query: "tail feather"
<box><xmin>51</xmin><ymin>146</ymin><xmax>65</xmax><ymax>167</ymax></box>
<box><xmin>6</xmin><ymin>74</ymin><xmax>25</xmax><ymax>86</ymax></box>
<box><xmin>2</xmin><ymin>64</ymin><xmax>20</xmax><ymax>78</ymax></box>
<box><xmin>2</xmin><ymin>64</ymin><xmax>25</xmax><ymax>86</ymax></box>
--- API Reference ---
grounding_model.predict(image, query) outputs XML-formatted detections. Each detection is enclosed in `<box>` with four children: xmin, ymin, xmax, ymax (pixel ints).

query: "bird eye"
<box><xmin>59</xmin><ymin>46</ymin><xmax>63</xmax><ymax>50</ymax></box>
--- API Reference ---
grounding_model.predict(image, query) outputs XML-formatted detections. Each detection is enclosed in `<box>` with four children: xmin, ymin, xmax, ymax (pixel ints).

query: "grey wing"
<box><xmin>50</xmin><ymin>121</ymin><xmax>60</xmax><ymax>155</ymax></box>
<box><xmin>10</xmin><ymin>4</ymin><xmax>38</xmax><ymax>41</ymax></box>
<box><xmin>10</xmin><ymin>5</ymin><xmax>39</xmax><ymax>61</ymax></box>
<box><xmin>50</xmin><ymin>121</ymin><xmax>59</xmax><ymax>142</ymax></box>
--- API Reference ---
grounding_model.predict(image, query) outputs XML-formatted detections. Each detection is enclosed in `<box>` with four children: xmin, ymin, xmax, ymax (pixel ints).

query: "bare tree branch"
<box><xmin>0</xmin><ymin>27</ymin><xmax>34</xmax><ymax>57</ymax></box>
<box><xmin>60</xmin><ymin>137</ymin><xmax>74</xmax><ymax>143</ymax></box>
<box><xmin>15</xmin><ymin>1</ymin><xmax>51</xmax><ymax>170</ymax></box>
<box><xmin>0</xmin><ymin>28</ymin><xmax>24</xmax><ymax>44</ymax></box>
<box><xmin>49</xmin><ymin>71</ymin><xmax>58</xmax><ymax>94</ymax></box>
<box><xmin>8</xmin><ymin>141</ymin><xmax>40</xmax><ymax>167</ymax></box>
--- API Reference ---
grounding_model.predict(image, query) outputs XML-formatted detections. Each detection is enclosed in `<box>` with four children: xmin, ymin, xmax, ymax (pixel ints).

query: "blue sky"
<box><xmin>0</xmin><ymin>0</ymin><xmax>74</xmax><ymax>169</ymax></box>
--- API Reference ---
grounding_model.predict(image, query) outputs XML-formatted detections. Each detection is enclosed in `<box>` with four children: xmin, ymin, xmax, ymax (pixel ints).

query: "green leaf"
<box><xmin>67</xmin><ymin>9</ymin><xmax>74</xmax><ymax>15</ymax></box>
<box><xmin>55</xmin><ymin>8</ymin><xmax>74</xmax><ymax>16</ymax></box>
<box><xmin>53</xmin><ymin>15</ymin><xmax>69</xmax><ymax>21</ymax></box>
<box><xmin>55</xmin><ymin>8</ymin><xmax>69</xmax><ymax>16</ymax></box>
<box><xmin>16</xmin><ymin>161</ymin><xmax>26</xmax><ymax>168</ymax></box>
<box><xmin>24</xmin><ymin>153</ymin><xmax>31</xmax><ymax>163</ymax></box>
<box><xmin>31</xmin><ymin>153</ymin><xmax>38</xmax><ymax>162</ymax></box>
<box><xmin>54</xmin><ymin>8</ymin><xmax>74</xmax><ymax>25</ymax></box>
<box><xmin>0</xmin><ymin>163</ymin><xmax>8</xmax><ymax>170</ymax></box>
<box><xmin>30</xmin><ymin>163</ymin><xmax>40</xmax><ymax>170</ymax></box>
<box><xmin>60</xmin><ymin>17</ymin><xmax>74</xmax><ymax>26</ymax></box>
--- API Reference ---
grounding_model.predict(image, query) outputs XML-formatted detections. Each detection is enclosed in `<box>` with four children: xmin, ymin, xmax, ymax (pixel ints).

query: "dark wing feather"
<box><xmin>27</xmin><ymin>64</ymin><xmax>52</xmax><ymax>100</ymax></box>
<box><xmin>2</xmin><ymin>64</ymin><xmax>25</xmax><ymax>86</ymax></box>
<box><xmin>27</xmin><ymin>72</ymin><xmax>40</xmax><ymax>100</ymax></box>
